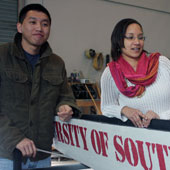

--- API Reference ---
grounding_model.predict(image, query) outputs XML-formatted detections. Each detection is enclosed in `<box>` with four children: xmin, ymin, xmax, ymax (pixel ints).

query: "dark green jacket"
<box><xmin>0</xmin><ymin>33</ymin><xmax>79</xmax><ymax>161</ymax></box>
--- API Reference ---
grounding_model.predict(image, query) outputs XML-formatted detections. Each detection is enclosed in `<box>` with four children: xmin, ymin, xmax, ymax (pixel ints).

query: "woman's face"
<box><xmin>121</xmin><ymin>23</ymin><xmax>144</xmax><ymax>61</ymax></box>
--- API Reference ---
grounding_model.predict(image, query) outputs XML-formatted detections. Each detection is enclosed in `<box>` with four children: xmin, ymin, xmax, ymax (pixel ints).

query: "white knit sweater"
<box><xmin>101</xmin><ymin>56</ymin><xmax>170</xmax><ymax>122</ymax></box>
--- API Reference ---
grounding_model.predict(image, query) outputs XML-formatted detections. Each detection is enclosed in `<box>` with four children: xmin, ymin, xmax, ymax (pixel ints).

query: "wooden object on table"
<box><xmin>84</xmin><ymin>84</ymin><xmax>101</xmax><ymax>115</ymax></box>
<box><xmin>70</xmin><ymin>82</ymin><xmax>102</xmax><ymax>115</ymax></box>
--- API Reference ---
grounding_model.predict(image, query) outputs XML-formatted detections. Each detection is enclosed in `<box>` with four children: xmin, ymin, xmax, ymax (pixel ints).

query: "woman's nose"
<box><xmin>133</xmin><ymin>37</ymin><xmax>140</xmax><ymax>44</ymax></box>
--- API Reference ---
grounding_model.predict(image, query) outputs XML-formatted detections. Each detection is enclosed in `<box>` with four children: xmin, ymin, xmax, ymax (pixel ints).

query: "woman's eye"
<box><xmin>138</xmin><ymin>36</ymin><xmax>145</xmax><ymax>40</ymax></box>
<box><xmin>125</xmin><ymin>36</ymin><xmax>134</xmax><ymax>40</ymax></box>
<box><xmin>128</xmin><ymin>37</ymin><xmax>134</xmax><ymax>40</ymax></box>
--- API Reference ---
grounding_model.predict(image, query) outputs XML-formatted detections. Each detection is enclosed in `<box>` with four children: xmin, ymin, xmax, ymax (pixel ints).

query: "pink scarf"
<box><xmin>108</xmin><ymin>52</ymin><xmax>160</xmax><ymax>97</ymax></box>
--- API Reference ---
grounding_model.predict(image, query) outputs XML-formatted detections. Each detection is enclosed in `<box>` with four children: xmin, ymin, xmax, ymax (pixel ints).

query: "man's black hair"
<box><xmin>19</xmin><ymin>3</ymin><xmax>51</xmax><ymax>24</ymax></box>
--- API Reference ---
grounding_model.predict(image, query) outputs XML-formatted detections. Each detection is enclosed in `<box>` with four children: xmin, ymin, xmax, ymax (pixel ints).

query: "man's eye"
<box><xmin>30</xmin><ymin>21</ymin><xmax>36</xmax><ymax>24</ymax></box>
<box><xmin>42</xmin><ymin>23</ymin><xmax>49</xmax><ymax>27</ymax></box>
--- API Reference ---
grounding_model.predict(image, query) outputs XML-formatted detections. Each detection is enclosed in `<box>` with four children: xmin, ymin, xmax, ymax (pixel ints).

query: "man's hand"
<box><xmin>57</xmin><ymin>105</ymin><xmax>73</xmax><ymax>121</ymax></box>
<box><xmin>16</xmin><ymin>138</ymin><xmax>36</xmax><ymax>158</ymax></box>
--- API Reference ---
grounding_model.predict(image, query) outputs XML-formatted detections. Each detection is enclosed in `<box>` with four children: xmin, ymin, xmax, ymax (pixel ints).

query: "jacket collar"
<box><xmin>11</xmin><ymin>32</ymin><xmax>53</xmax><ymax>60</ymax></box>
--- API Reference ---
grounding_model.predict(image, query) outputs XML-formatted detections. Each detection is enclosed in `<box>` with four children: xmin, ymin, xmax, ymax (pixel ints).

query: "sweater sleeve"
<box><xmin>157</xmin><ymin>56</ymin><xmax>170</xmax><ymax>120</ymax></box>
<box><xmin>100</xmin><ymin>66</ymin><xmax>128</xmax><ymax>121</ymax></box>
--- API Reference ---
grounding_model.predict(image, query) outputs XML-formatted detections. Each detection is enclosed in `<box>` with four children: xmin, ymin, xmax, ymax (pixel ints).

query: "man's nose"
<box><xmin>36</xmin><ymin>23</ymin><xmax>42</xmax><ymax>31</ymax></box>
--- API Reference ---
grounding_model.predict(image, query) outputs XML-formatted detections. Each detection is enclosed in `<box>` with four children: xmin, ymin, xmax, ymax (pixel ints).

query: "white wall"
<box><xmin>25</xmin><ymin>0</ymin><xmax>170</xmax><ymax>82</ymax></box>
<box><xmin>107</xmin><ymin>0</ymin><xmax>170</xmax><ymax>13</ymax></box>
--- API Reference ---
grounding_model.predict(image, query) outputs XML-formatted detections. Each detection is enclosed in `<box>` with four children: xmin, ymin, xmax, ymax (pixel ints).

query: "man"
<box><xmin>0</xmin><ymin>3</ymin><xmax>80</xmax><ymax>169</ymax></box>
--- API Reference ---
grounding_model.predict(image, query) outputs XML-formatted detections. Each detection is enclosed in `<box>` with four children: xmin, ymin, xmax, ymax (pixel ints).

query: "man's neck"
<box><xmin>21</xmin><ymin>40</ymin><xmax>41</xmax><ymax>55</ymax></box>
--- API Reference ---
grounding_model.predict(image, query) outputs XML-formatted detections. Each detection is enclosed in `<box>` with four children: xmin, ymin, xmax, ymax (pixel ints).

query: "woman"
<box><xmin>101</xmin><ymin>18</ymin><xmax>170</xmax><ymax>128</ymax></box>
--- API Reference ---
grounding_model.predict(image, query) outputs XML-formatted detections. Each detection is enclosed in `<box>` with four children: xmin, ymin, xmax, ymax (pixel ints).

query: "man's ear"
<box><xmin>17</xmin><ymin>23</ymin><xmax>22</xmax><ymax>33</ymax></box>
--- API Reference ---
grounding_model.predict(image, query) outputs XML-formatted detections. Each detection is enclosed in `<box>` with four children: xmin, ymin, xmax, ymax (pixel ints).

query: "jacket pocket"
<box><xmin>5</xmin><ymin>71</ymin><xmax>28</xmax><ymax>83</ymax></box>
<box><xmin>41</xmin><ymin>74</ymin><xmax>64</xmax><ymax>103</ymax></box>
<box><xmin>42</xmin><ymin>74</ymin><xmax>63</xmax><ymax>85</ymax></box>
<box><xmin>2</xmin><ymin>70</ymin><xmax>28</xmax><ymax>101</ymax></box>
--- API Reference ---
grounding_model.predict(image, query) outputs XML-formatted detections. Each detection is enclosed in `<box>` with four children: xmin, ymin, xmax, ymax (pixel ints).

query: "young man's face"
<box><xmin>17</xmin><ymin>10</ymin><xmax>51</xmax><ymax>50</ymax></box>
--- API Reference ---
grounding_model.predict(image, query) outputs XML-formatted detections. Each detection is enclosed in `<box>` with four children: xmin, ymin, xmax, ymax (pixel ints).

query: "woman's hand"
<box><xmin>121</xmin><ymin>106</ymin><xmax>147</xmax><ymax>128</ymax></box>
<box><xmin>142</xmin><ymin>110</ymin><xmax>160</xmax><ymax>128</ymax></box>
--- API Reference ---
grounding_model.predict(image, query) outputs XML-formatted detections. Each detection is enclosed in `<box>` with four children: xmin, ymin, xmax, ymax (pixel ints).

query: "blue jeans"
<box><xmin>0</xmin><ymin>157</ymin><xmax>51</xmax><ymax>170</ymax></box>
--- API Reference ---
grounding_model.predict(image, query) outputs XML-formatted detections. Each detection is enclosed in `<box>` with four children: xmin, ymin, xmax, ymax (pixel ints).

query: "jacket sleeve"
<box><xmin>55</xmin><ymin>62</ymin><xmax>81</xmax><ymax>118</ymax></box>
